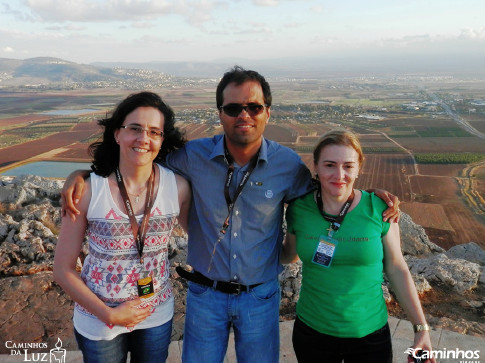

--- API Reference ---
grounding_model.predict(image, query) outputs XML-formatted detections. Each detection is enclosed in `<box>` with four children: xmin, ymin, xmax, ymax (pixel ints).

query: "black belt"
<box><xmin>175</xmin><ymin>266</ymin><xmax>262</xmax><ymax>295</ymax></box>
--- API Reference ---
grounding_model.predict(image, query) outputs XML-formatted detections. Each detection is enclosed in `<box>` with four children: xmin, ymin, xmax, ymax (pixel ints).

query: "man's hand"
<box><xmin>61</xmin><ymin>170</ymin><xmax>90</xmax><ymax>221</ymax></box>
<box><xmin>369</xmin><ymin>189</ymin><xmax>401</xmax><ymax>223</ymax></box>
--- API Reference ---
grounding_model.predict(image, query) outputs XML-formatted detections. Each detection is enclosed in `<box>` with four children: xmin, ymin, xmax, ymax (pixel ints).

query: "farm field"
<box><xmin>0</xmin><ymin>115</ymin><xmax>52</xmax><ymax>127</ymax></box>
<box><xmin>0</xmin><ymin>80</ymin><xmax>484</xmax><ymax>251</ymax></box>
<box><xmin>0</xmin><ymin>120</ymin><xmax>99</xmax><ymax>167</ymax></box>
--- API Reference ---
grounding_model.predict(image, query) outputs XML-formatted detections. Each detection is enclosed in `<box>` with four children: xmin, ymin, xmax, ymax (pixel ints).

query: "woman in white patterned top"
<box><xmin>54</xmin><ymin>92</ymin><xmax>191</xmax><ymax>363</ymax></box>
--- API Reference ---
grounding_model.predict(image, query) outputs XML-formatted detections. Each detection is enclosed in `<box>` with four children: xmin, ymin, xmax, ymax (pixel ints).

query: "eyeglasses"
<box><xmin>120</xmin><ymin>125</ymin><xmax>164</xmax><ymax>139</ymax></box>
<box><xmin>219</xmin><ymin>103</ymin><xmax>267</xmax><ymax>117</ymax></box>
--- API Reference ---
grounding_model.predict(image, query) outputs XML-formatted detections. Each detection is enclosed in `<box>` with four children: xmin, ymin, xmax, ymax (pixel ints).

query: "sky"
<box><xmin>0</xmin><ymin>0</ymin><xmax>484</xmax><ymax>67</ymax></box>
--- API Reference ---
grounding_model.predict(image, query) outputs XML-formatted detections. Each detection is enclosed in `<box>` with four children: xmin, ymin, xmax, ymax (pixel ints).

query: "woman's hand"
<box><xmin>407</xmin><ymin>331</ymin><xmax>436</xmax><ymax>363</ymax></box>
<box><xmin>108</xmin><ymin>298</ymin><xmax>153</xmax><ymax>328</ymax></box>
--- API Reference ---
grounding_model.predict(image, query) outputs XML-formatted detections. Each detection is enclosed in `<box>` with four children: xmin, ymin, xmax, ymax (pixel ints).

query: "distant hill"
<box><xmin>91</xmin><ymin>60</ymin><xmax>230</xmax><ymax>78</ymax></box>
<box><xmin>1</xmin><ymin>55</ymin><xmax>484</xmax><ymax>89</ymax></box>
<box><xmin>0</xmin><ymin>57</ymin><xmax>174</xmax><ymax>88</ymax></box>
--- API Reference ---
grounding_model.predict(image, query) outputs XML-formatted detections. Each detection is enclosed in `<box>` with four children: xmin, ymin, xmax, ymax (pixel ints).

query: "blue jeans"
<box><xmin>74</xmin><ymin>319</ymin><xmax>172</xmax><ymax>363</ymax></box>
<box><xmin>292</xmin><ymin>316</ymin><xmax>392</xmax><ymax>363</ymax></box>
<box><xmin>182</xmin><ymin>278</ymin><xmax>280</xmax><ymax>363</ymax></box>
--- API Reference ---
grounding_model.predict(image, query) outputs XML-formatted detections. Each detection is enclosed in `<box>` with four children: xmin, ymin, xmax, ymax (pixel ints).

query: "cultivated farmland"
<box><xmin>0</xmin><ymin>77</ymin><xmax>484</xmax><ymax>250</ymax></box>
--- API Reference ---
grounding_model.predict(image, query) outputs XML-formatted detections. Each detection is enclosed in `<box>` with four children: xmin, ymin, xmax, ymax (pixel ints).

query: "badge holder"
<box><xmin>312</xmin><ymin>235</ymin><xmax>339</xmax><ymax>268</ymax></box>
<box><xmin>137</xmin><ymin>276</ymin><xmax>154</xmax><ymax>298</ymax></box>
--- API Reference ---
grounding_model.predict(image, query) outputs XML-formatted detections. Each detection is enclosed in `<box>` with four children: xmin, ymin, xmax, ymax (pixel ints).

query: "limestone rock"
<box><xmin>399</xmin><ymin>212</ymin><xmax>444</xmax><ymax>256</ymax></box>
<box><xmin>413</xmin><ymin>274</ymin><xmax>432</xmax><ymax>295</ymax></box>
<box><xmin>0</xmin><ymin>272</ymin><xmax>76</xmax><ymax>354</ymax></box>
<box><xmin>427</xmin><ymin>315</ymin><xmax>485</xmax><ymax>337</ymax></box>
<box><xmin>446</xmin><ymin>242</ymin><xmax>485</xmax><ymax>266</ymax></box>
<box><xmin>0</xmin><ymin>174</ymin><xmax>63</xmax><ymax>207</ymax></box>
<box><xmin>407</xmin><ymin>254</ymin><xmax>481</xmax><ymax>293</ymax></box>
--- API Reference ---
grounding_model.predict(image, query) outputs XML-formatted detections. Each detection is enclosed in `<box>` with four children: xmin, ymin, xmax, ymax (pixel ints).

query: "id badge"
<box><xmin>137</xmin><ymin>276</ymin><xmax>154</xmax><ymax>298</ymax></box>
<box><xmin>312</xmin><ymin>235</ymin><xmax>338</xmax><ymax>268</ymax></box>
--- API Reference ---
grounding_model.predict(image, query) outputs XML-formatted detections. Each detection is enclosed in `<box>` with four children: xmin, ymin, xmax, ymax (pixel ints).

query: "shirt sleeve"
<box><xmin>285</xmin><ymin>200</ymin><xmax>297</xmax><ymax>235</ymax></box>
<box><xmin>369</xmin><ymin>192</ymin><xmax>391</xmax><ymax>237</ymax></box>
<box><xmin>284</xmin><ymin>157</ymin><xmax>314</xmax><ymax>204</ymax></box>
<box><xmin>164</xmin><ymin>146</ymin><xmax>192</xmax><ymax>182</ymax></box>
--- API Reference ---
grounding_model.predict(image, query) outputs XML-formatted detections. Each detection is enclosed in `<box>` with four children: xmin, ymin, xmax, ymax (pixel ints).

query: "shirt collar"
<box><xmin>209</xmin><ymin>135</ymin><xmax>268</xmax><ymax>165</ymax></box>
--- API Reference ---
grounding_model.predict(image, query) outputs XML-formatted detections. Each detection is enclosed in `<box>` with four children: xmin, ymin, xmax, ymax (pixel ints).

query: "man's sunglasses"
<box><xmin>219</xmin><ymin>103</ymin><xmax>267</xmax><ymax>117</ymax></box>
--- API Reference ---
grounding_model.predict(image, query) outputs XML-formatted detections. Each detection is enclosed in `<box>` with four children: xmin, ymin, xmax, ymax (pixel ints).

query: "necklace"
<box><xmin>126</xmin><ymin>187</ymin><xmax>147</xmax><ymax>204</ymax></box>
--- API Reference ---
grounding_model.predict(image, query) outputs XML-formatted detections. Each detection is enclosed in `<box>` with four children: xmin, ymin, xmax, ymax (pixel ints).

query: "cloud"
<box><xmin>2</xmin><ymin>46</ymin><xmax>15</xmax><ymax>52</ymax></box>
<box><xmin>44</xmin><ymin>24</ymin><xmax>85</xmax><ymax>31</ymax></box>
<box><xmin>2</xmin><ymin>2</ymin><xmax>35</xmax><ymax>21</ymax></box>
<box><xmin>22</xmin><ymin>0</ymin><xmax>215</xmax><ymax>24</ymax></box>
<box><xmin>132</xmin><ymin>21</ymin><xmax>155</xmax><ymax>29</ymax></box>
<box><xmin>252</xmin><ymin>0</ymin><xmax>309</xmax><ymax>6</ymax></box>
<box><xmin>252</xmin><ymin>0</ymin><xmax>278</xmax><ymax>6</ymax></box>
<box><xmin>459</xmin><ymin>27</ymin><xmax>485</xmax><ymax>39</ymax></box>
<box><xmin>310</xmin><ymin>5</ymin><xmax>323</xmax><ymax>13</ymax></box>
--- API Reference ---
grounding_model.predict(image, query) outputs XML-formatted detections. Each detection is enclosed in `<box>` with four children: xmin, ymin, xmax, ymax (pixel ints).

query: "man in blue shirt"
<box><xmin>62</xmin><ymin>66</ymin><xmax>398</xmax><ymax>362</ymax></box>
<box><xmin>168</xmin><ymin>66</ymin><xmax>313</xmax><ymax>362</ymax></box>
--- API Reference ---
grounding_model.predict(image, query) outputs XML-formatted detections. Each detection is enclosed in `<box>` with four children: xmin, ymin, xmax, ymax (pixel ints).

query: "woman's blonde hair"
<box><xmin>313</xmin><ymin>130</ymin><xmax>364</xmax><ymax>167</ymax></box>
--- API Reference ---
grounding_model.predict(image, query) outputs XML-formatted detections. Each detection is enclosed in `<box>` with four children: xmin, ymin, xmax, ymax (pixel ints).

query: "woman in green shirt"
<box><xmin>282</xmin><ymin>130</ymin><xmax>434</xmax><ymax>363</ymax></box>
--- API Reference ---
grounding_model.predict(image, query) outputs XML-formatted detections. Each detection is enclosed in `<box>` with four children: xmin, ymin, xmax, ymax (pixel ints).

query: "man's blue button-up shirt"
<box><xmin>165</xmin><ymin>135</ymin><xmax>313</xmax><ymax>285</ymax></box>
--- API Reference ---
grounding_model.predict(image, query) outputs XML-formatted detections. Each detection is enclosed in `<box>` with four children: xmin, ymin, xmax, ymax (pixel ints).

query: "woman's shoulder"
<box><xmin>292</xmin><ymin>190</ymin><xmax>315</xmax><ymax>205</ymax></box>
<box><xmin>156</xmin><ymin>163</ymin><xmax>175</xmax><ymax>179</ymax></box>
<box><xmin>287</xmin><ymin>190</ymin><xmax>315</xmax><ymax>216</ymax></box>
<box><xmin>358</xmin><ymin>190</ymin><xmax>389</xmax><ymax>215</ymax></box>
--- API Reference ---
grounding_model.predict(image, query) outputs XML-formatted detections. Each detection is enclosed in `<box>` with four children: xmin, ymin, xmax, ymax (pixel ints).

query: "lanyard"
<box><xmin>220</xmin><ymin>143</ymin><xmax>260</xmax><ymax>235</ymax></box>
<box><xmin>115</xmin><ymin>164</ymin><xmax>155</xmax><ymax>265</ymax></box>
<box><xmin>315</xmin><ymin>188</ymin><xmax>355</xmax><ymax>237</ymax></box>
<box><xmin>207</xmin><ymin>142</ymin><xmax>260</xmax><ymax>273</ymax></box>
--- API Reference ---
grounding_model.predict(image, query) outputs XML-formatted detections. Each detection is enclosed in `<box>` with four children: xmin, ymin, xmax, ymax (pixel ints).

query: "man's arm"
<box><xmin>281</xmin><ymin>233</ymin><xmax>299</xmax><ymax>264</ymax></box>
<box><xmin>61</xmin><ymin>170</ymin><xmax>90</xmax><ymax>221</ymax></box>
<box><xmin>175</xmin><ymin>174</ymin><xmax>191</xmax><ymax>233</ymax></box>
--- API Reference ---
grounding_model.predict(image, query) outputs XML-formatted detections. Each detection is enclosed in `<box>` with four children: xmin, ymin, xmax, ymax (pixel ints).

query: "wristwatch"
<box><xmin>413</xmin><ymin>324</ymin><xmax>430</xmax><ymax>333</ymax></box>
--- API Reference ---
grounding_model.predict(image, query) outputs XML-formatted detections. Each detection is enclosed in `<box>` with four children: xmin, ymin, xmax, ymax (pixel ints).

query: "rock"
<box><xmin>382</xmin><ymin>284</ymin><xmax>392</xmax><ymax>303</ymax></box>
<box><xmin>407</xmin><ymin>254</ymin><xmax>481</xmax><ymax>293</ymax></box>
<box><xmin>446</xmin><ymin>242</ymin><xmax>485</xmax><ymax>266</ymax></box>
<box><xmin>413</xmin><ymin>274</ymin><xmax>432</xmax><ymax>295</ymax></box>
<box><xmin>1</xmin><ymin>174</ymin><xmax>485</xmax><ymax>348</ymax></box>
<box><xmin>0</xmin><ymin>174</ymin><xmax>63</xmax><ymax>208</ymax></box>
<box><xmin>0</xmin><ymin>218</ymin><xmax>9</xmax><ymax>239</ymax></box>
<box><xmin>399</xmin><ymin>213</ymin><xmax>445</xmax><ymax>256</ymax></box>
<box><xmin>462</xmin><ymin>300</ymin><xmax>483</xmax><ymax>309</ymax></box>
<box><xmin>0</xmin><ymin>272</ymin><xmax>76</xmax><ymax>354</ymax></box>
<box><xmin>427</xmin><ymin>315</ymin><xmax>485</xmax><ymax>337</ymax></box>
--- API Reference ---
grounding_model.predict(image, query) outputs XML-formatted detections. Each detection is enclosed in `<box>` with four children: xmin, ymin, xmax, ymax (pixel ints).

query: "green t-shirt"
<box><xmin>286</xmin><ymin>190</ymin><xmax>391</xmax><ymax>338</ymax></box>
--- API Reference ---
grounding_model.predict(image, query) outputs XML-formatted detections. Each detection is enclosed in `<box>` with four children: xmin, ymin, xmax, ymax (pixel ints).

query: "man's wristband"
<box><xmin>413</xmin><ymin>324</ymin><xmax>430</xmax><ymax>333</ymax></box>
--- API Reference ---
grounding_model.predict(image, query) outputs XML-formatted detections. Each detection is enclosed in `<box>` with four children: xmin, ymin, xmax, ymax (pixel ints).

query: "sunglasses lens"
<box><xmin>222</xmin><ymin>104</ymin><xmax>243</xmax><ymax>117</ymax></box>
<box><xmin>247</xmin><ymin>104</ymin><xmax>264</xmax><ymax>115</ymax></box>
<box><xmin>221</xmin><ymin>104</ymin><xmax>265</xmax><ymax>117</ymax></box>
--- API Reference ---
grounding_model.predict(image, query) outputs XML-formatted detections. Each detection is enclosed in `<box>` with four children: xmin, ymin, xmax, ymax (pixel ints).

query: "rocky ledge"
<box><xmin>0</xmin><ymin>175</ymin><xmax>484</xmax><ymax>353</ymax></box>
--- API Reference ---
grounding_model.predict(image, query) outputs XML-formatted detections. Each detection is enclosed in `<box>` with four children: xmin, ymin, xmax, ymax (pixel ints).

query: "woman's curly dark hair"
<box><xmin>88</xmin><ymin>91</ymin><xmax>186</xmax><ymax>177</ymax></box>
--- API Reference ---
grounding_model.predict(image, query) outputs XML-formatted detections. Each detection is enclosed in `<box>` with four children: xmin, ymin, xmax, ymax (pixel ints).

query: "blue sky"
<box><xmin>1</xmin><ymin>0</ymin><xmax>484</xmax><ymax>65</ymax></box>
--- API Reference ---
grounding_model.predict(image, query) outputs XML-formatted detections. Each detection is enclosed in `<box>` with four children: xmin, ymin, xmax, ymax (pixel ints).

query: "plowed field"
<box><xmin>0</xmin><ymin>121</ymin><xmax>99</xmax><ymax>167</ymax></box>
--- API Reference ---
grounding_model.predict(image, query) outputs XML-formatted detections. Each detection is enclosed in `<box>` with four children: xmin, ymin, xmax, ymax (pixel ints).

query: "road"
<box><xmin>426</xmin><ymin>91</ymin><xmax>485</xmax><ymax>139</ymax></box>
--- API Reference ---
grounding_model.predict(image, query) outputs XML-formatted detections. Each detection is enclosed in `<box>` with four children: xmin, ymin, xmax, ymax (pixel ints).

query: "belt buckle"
<box><xmin>229</xmin><ymin>281</ymin><xmax>242</xmax><ymax>295</ymax></box>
